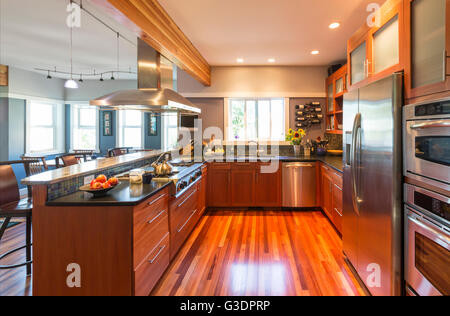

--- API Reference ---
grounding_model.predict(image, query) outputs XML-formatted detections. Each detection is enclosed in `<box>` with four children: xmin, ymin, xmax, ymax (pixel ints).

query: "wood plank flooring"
<box><xmin>0</xmin><ymin>223</ymin><xmax>32</xmax><ymax>296</ymax></box>
<box><xmin>0</xmin><ymin>210</ymin><xmax>364</xmax><ymax>296</ymax></box>
<box><xmin>152</xmin><ymin>210</ymin><xmax>365</xmax><ymax>296</ymax></box>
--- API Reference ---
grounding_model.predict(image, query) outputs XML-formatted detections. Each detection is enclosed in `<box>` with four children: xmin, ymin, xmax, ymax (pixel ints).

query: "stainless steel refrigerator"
<box><xmin>342</xmin><ymin>73</ymin><xmax>403</xmax><ymax>296</ymax></box>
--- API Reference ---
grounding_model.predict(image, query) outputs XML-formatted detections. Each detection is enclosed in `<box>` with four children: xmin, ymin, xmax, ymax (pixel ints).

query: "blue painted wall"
<box><xmin>99</xmin><ymin>110</ymin><xmax>117</xmax><ymax>156</ymax></box>
<box><xmin>6</xmin><ymin>99</ymin><xmax>27</xmax><ymax>188</ymax></box>
<box><xmin>144</xmin><ymin>113</ymin><xmax>162</xmax><ymax>150</ymax></box>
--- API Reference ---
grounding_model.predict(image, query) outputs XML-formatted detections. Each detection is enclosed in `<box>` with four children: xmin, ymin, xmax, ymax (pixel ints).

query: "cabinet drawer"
<box><xmin>331</xmin><ymin>170</ymin><xmax>343</xmax><ymax>188</ymax></box>
<box><xmin>332</xmin><ymin>182</ymin><xmax>343</xmax><ymax>233</ymax></box>
<box><xmin>170</xmin><ymin>207</ymin><xmax>199</xmax><ymax>259</ymax></box>
<box><xmin>133</xmin><ymin>210</ymin><xmax>169</xmax><ymax>269</ymax></box>
<box><xmin>134</xmin><ymin>189</ymin><xmax>168</xmax><ymax>221</ymax></box>
<box><xmin>134</xmin><ymin>233</ymin><xmax>170</xmax><ymax>296</ymax></box>
<box><xmin>170</xmin><ymin>185</ymin><xmax>198</xmax><ymax>229</ymax></box>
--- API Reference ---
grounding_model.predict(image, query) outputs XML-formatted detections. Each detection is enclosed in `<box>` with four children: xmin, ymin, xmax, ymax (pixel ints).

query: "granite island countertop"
<box><xmin>46</xmin><ymin>180</ymin><xmax>172</xmax><ymax>207</ymax></box>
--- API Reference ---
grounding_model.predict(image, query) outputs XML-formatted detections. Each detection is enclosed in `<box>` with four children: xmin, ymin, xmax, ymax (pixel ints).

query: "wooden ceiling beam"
<box><xmin>90</xmin><ymin>0</ymin><xmax>211</xmax><ymax>86</ymax></box>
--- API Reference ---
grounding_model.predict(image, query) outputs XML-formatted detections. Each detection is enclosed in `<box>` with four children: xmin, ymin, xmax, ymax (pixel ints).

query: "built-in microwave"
<box><xmin>404</xmin><ymin>99</ymin><xmax>450</xmax><ymax>191</ymax></box>
<box><xmin>404</xmin><ymin>184</ymin><xmax>450</xmax><ymax>296</ymax></box>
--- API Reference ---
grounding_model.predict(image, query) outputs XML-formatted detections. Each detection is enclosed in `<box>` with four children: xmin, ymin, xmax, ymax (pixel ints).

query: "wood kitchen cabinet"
<box><xmin>231</xmin><ymin>163</ymin><xmax>256</xmax><ymax>207</ymax></box>
<box><xmin>320</xmin><ymin>163</ymin><xmax>343</xmax><ymax>234</ymax></box>
<box><xmin>198</xmin><ymin>165</ymin><xmax>208</xmax><ymax>215</ymax></box>
<box><xmin>207</xmin><ymin>162</ymin><xmax>282</xmax><ymax>208</ymax></box>
<box><xmin>321</xmin><ymin>165</ymin><xmax>333</xmax><ymax>220</ymax></box>
<box><xmin>325</xmin><ymin>64</ymin><xmax>347</xmax><ymax>134</ymax></box>
<box><xmin>255</xmin><ymin>162</ymin><xmax>282</xmax><ymax>207</ymax></box>
<box><xmin>169</xmin><ymin>182</ymin><xmax>200</xmax><ymax>259</ymax></box>
<box><xmin>207</xmin><ymin>162</ymin><xmax>231</xmax><ymax>207</ymax></box>
<box><xmin>404</xmin><ymin>0</ymin><xmax>450</xmax><ymax>103</ymax></box>
<box><xmin>347</xmin><ymin>0</ymin><xmax>405</xmax><ymax>90</ymax></box>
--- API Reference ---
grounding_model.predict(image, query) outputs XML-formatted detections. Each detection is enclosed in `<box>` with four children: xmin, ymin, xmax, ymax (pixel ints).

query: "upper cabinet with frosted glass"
<box><xmin>404</xmin><ymin>0</ymin><xmax>450</xmax><ymax>103</ymax></box>
<box><xmin>347</xmin><ymin>0</ymin><xmax>405</xmax><ymax>90</ymax></box>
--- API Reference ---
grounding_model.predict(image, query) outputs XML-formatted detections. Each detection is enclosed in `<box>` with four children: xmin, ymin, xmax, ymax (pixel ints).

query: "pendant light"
<box><xmin>65</xmin><ymin>0</ymin><xmax>78</xmax><ymax>89</ymax></box>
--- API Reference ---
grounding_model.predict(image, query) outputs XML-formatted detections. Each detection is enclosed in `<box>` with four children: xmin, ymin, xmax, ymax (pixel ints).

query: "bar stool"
<box><xmin>0</xmin><ymin>160</ymin><xmax>37</xmax><ymax>275</ymax></box>
<box><xmin>55</xmin><ymin>154</ymin><xmax>80</xmax><ymax>168</ymax></box>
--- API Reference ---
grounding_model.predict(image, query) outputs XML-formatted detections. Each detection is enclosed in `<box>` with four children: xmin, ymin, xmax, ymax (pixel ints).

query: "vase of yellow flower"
<box><xmin>286</xmin><ymin>128</ymin><xmax>306</xmax><ymax>156</ymax></box>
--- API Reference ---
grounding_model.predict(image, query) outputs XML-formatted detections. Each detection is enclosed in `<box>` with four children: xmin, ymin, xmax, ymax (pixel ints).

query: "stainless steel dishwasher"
<box><xmin>282</xmin><ymin>162</ymin><xmax>317</xmax><ymax>207</ymax></box>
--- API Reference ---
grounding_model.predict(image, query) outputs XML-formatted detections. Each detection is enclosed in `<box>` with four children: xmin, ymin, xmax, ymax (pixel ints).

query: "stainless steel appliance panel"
<box><xmin>343</xmin><ymin>73</ymin><xmax>403</xmax><ymax>296</ymax></box>
<box><xmin>343</xmin><ymin>88</ymin><xmax>360</xmax><ymax>269</ymax></box>
<box><xmin>405</xmin><ymin>206</ymin><xmax>450</xmax><ymax>296</ymax></box>
<box><xmin>404</xmin><ymin>100</ymin><xmax>450</xmax><ymax>191</ymax></box>
<box><xmin>282</xmin><ymin>162</ymin><xmax>317</xmax><ymax>207</ymax></box>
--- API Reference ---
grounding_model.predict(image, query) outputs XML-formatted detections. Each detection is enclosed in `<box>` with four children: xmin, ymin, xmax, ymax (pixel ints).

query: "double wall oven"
<box><xmin>404</xmin><ymin>99</ymin><xmax>450</xmax><ymax>296</ymax></box>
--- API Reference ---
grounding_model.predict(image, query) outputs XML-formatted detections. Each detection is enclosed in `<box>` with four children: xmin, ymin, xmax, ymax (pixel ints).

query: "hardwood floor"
<box><xmin>152</xmin><ymin>210</ymin><xmax>365</xmax><ymax>296</ymax></box>
<box><xmin>0</xmin><ymin>223</ymin><xmax>32</xmax><ymax>296</ymax></box>
<box><xmin>0</xmin><ymin>211</ymin><xmax>364</xmax><ymax>296</ymax></box>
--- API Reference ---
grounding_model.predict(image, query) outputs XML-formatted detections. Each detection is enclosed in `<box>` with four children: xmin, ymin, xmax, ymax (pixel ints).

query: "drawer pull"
<box><xmin>334</xmin><ymin>183</ymin><xmax>342</xmax><ymax>191</ymax></box>
<box><xmin>149</xmin><ymin>245</ymin><xmax>166</xmax><ymax>264</ymax></box>
<box><xmin>333</xmin><ymin>172</ymin><xmax>342</xmax><ymax>178</ymax></box>
<box><xmin>148</xmin><ymin>193</ymin><xmax>166</xmax><ymax>207</ymax></box>
<box><xmin>178</xmin><ymin>189</ymin><xmax>197</xmax><ymax>208</ymax></box>
<box><xmin>177</xmin><ymin>209</ymin><xmax>197</xmax><ymax>233</ymax></box>
<box><xmin>148</xmin><ymin>209</ymin><xmax>166</xmax><ymax>224</ymax></box>
<box><xmin>334</xmin><ymin>208</ymin><xmax>343</xmax><ymax>217</ymax></box>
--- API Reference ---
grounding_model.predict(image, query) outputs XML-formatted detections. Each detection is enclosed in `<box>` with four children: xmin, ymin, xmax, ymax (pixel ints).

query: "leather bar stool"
<box><xmin>0</xmin><ymin>160</ymin><xmax>36</xmax><ymax>275</ymax></box>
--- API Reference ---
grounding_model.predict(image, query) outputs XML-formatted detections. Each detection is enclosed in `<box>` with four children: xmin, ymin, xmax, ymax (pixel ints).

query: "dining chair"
<box><xmin>0</xmin><ymin>160</ymin><xmax>37</xmax><ymax>275</ymax></box>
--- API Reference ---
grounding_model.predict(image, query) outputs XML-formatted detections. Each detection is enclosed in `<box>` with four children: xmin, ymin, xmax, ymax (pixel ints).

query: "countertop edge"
<box><xmin>45</xmin><ymin>181</ymin><xmax>172</xmax><ymax>207</ymax></box>
<box><xmin>22</xmin><ymin>151</ymin><xmax>166</xmax><ymax>186</ymax></box>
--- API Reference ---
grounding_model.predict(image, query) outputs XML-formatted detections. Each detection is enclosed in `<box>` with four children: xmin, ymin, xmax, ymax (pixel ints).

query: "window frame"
<box><xmin>161</xmin><ymin>112</ymin><xmax>179</xmax><ymax>151</ymax></box>
<box><xmin>225</xmin><ymin>97</ymin><xmax>289</xmax><ymax>142</ymax></box>
<box><xmin>70</xmin><ymin>103</ymin><xmax>99</xmax><ymax>152</ymax></box>
<box><xmin>25</xmin><ymin>99</ymin><xmax>65</xmax><ymax>155</ymax></box>
<box><xmin>116</xmin><ymin>110</ymin><xmax>145</xmax><ymax>149</ymax></box>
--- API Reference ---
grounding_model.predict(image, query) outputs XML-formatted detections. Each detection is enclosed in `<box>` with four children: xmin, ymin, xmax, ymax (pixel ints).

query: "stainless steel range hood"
<box><xmin>90</xmin><ymin>39</ymin><xmax>201</xmax><ymax>115</ymax></box>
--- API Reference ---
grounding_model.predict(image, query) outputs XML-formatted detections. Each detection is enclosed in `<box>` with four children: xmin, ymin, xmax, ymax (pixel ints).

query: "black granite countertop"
<box><xmin>205</xmin><ymin>155</ymin><xmax>344</xmax><ymax>172</ymax></box>
<box><xmin>46</xmin><ymin>155</ymin><xmax>343</xmax><ymax>207</ymax></box>
<box><xmin>46</xmin><ymin>181</ymin><xmax>172</xmax><ymax>207</ymax></box>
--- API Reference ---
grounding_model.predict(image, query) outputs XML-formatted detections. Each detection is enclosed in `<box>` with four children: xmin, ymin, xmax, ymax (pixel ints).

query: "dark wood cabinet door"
<box><xmin>332</xmin><ymin>182</ymin><xmax>343</xmax><ymax>234</ymax></box>
<box><xmin>321</xmin><ymin>171</ymin><xmax>333</xmax><ymax>220</ymax></box>
<box><xmin>255</xmin><ymin>163</ymin><xmax>281</xmax><ymax>207</ymax></box>
<box><xmin>207</xmin><ymin>163</ymin><xmax>231</xmax><ymax>207</ymax></box>
<box><xmin>231</xmin><ymin>164</ymin><xmax>256</xmax><ymax>207</ymax></box>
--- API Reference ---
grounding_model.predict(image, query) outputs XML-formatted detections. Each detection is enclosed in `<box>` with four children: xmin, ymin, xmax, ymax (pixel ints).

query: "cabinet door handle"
<box><xmin>178</xmin><ymin>189</ymin><xmax>197</xmax><ymax>208</ymax></box>
<box><xmin>149</xmin><ymin>245</ymin><xmax>166</xmax><ymax>264</ymax></box>
<box><xmin>148</xmin><ymin>209</ymin><xmax>166</xmax><ymax>224</ymax></box>
<box><xmin>177</xmin><ymin>209</ymin><xmax>197</xmax><ymax>233</ymax></box>
<box><xmin>334</xmin><ymin>183</ymin><xmax>342</xmax><ymax>191</ymax></box>
<box><xmin>148</xmin><ymin>193</ymin><xmax>166</xmax><ymax>207</ymax></box>
<box><xmin>334</xmin><ymin>208</ymin><xmax>343</xmax><ymax>217</ymax></box>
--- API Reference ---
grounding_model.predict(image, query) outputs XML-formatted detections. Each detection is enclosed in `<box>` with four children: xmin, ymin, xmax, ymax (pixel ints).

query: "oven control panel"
<box><xmin>415</xmin><ymin>101</ymin><xmax>450</xmax><ymax>117</ymax></box>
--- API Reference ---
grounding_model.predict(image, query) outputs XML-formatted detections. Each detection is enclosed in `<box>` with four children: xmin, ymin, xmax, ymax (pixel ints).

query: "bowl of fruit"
<box><xmin>79</xmin><ymin>175</ymin><xmax>120</xmax><ymax>198</ymax></box>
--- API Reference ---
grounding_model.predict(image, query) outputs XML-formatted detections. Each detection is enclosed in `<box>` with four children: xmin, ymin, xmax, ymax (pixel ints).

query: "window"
<box><xmin>227</xmin><ymin>98</ymin><xmax>286</xmax><ymax>141</ymax></box>
<box><xmin>118</xmin><ymin>110</ymin><xmax>143</xmax><ymax>148</ymax></box>
<box><xmin>162</xmin><ymin>113</ymin><xmax>179</xmax><ymax>150</ymax></box>
<box><xmin>71</xmin><ymin>104</ymin><xmax>98</xmax><ymax>151</ymax></box>
<box><xmin>26</xmin><ymin>100</ymin><xmax>64</xmax><ymax>154</ymax></box>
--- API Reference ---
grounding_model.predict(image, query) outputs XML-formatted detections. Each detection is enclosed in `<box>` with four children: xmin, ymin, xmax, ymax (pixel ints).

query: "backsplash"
<box><xmin>325</xmin><ymin>133</ymin><xmax>343</xmax><ymax>150</ymax></box>
<box><xmin>47</xmin><ymin>156</ymin><xmax>159</xmax><ymax>201</ymax></box>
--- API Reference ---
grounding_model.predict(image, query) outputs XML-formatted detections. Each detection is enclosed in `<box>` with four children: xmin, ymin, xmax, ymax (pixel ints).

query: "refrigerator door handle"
<box><xmin>351</xmin><ymin>113</ymin><xmax>362</xmax><ymax>215</ymax></box>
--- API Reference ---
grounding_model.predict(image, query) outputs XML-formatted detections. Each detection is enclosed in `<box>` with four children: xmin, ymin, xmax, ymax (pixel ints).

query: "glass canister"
<box><xmin>129</xmin><ymin>169</ymin><xmax>145</xmax><ymax>184</ymax></box>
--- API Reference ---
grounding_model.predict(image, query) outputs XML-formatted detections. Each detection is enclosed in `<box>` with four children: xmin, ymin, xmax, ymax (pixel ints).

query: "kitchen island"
<box><xmin>22</xmin><ymin>152</ymin><xmax>343</xmax><ymax>296</ymax></box>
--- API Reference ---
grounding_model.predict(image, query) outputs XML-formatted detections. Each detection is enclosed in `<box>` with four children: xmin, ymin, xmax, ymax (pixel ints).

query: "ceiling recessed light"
<box><xmin>268</xmin><ymin>58</ymin><xmax>276</xmax><ymax>63</ymax></box>
<box><xmin>329</xmin><ymin>22</ymin><xmax>340</xmax><ymax>29</ymax></box>
<box><xmin>237</xmin><ymin>58</ymin><xmax>244</xmax><ymax>63</ymax></box>
<box><xmin>311</xmin><ymin>50</ymin><xmax>320</xmax><ymax>55</ymax></box>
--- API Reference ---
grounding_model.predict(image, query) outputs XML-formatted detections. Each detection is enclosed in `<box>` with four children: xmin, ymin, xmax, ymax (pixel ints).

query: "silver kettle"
<box><xmin>151</xmin><ymin>154</ymin><xmax>173</xmax><ymax>176</ymax></box>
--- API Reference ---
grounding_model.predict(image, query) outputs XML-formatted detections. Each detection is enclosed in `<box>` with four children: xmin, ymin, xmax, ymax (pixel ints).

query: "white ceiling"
<box><xmin>0</xmin><ymin>0</ymin><xmax>385</xmax><ymax>82</ymax></box>
<box><xmin>159</xmin><ymin>0</ymin><xmax>384</xmax><ymax>66</ymax></box>
<box><xmin>0</xmin><ymin>0</ymin><xmax>138</xmax><ymax>80</ymax></box>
